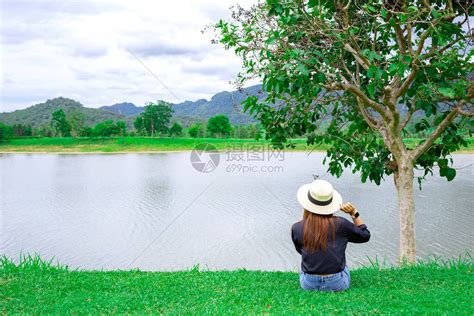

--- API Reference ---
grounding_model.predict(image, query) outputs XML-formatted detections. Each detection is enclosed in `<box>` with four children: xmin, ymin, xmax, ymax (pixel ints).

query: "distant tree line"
<box><xmin>0</xmin><ymin>123</ymin><xmax>34</xmax><ymax>138</ymax></box>
<box><xmin>47</xmin><ymin>109</ymin><xmax>128</xmax><ymax>138</ymax></box>
<box><xmin>0</xmin><ymin>101</ymin><xmax>264</xmax><ymax>140</ymax></box>
<box><xmin>187</xmin><ymin>115</ymin><xmax>262</xmax><ymax>139</ymax></box>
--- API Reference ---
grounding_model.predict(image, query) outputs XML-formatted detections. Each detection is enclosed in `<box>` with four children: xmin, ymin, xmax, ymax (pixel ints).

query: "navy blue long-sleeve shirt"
<box><xmin>291</xmin><ymin>216</ymin><xmax>370</xmax><ymax>274</ymax></box>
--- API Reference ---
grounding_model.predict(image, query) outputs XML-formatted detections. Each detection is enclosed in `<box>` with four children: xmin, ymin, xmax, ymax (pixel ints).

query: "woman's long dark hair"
<box><xmin>303</xmin><ymin>209</ymin><xmax>337</xmax><ymax>252</ymax></box>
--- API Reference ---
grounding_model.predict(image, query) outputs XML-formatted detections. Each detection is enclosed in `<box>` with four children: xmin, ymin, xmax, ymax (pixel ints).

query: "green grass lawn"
<box><xmin>0</xmin><ymin>137</ymin><xmax>322</xmax><ymax>152</ymax></box>
<box><xmin>0</xmin><ymin>136</ymin><xmax>473</xmax><ymax>153</ymax></box>
<box><xmin>1</xmin><ymin>255</ymin><xmax>472</xmax><ymax>314</ymax></box>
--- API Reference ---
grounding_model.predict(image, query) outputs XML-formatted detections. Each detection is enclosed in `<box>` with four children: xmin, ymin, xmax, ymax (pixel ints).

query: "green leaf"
<box><xmin>439</xmin><ymin>166</ymin><xmax>456</xmax><ymax>181</ymax></box>
<box><xmin>265</xmin><ymin>37</ymin><xmax>276</xmax><ymax>45</ymax></box>
<box><xmin>446</xmin><ymin>168</ymin><xmax>456</xmax><ymax>181</ymax></box>
<box><xmin>438</xmin><ymin>87</ymin><xmax>455</xmax><ymax>98</ymax></box>
<box><xmin>388</xmin><ymin>63</ymin><xmax>399</xmax><ymax>75</ymax></box>
<box><xmin>349</xmin><ymin>26</ymin><xmax>360</xmax><ymax>35</ymax></box>
<box><xmin>275</xmin><ymin>82</ymin><xmax>281</xmax><ymax>93</ymax></box>
<box><xmin>434</xmin><ymin>113</ymin><xmax>448</xmax><ymax>125</ymax></box>
<box><xmin>367</xmin><ymin>5</ymin><xmax>377</xmax><ymax>13</ymax></box>
<box><xmin>399</xmin><ymin>14</ymin><xmax>407</xmax><ymax>23</ymax></box>
<box><xmin>367</xmin><ymin>65</ymin><xmax>377</xmax><ymax>78</ymax></box>
<box><xmin>397</xmin><ymin>64</ymin><xmax>406</xmax><ymax>77</ymax></box>
<box><xmin>380</xmin><ymin>9</ymin><xmax>387</xmax><ymax>18</ymax></box>
<box><xmin>438</xmin><ymin>159</ymin><xmax>448</xmax><ymax>168</ymax></box>
<box><xmin>375</xmin><ymin>68</ymin><xmax>384</xmax><ymax>81</ymax></box>
<box><xmin>367</xmin><ymin>83</ymin><xmax>376</xmax><ymax>98</ymax></box>
<box><xmin>367</xmin><ymin>51</ymin><xmax>383</xmax><ymax>61</ymax></box>
<box><xmin>296</xmin><ymin>64</ymin><xmax>309</xmax><ymax>76</ymax></box>
<box><xmin>317</xmin><ymin>72</ymin><xmax>326</xmax><ymax>82</ymax></box>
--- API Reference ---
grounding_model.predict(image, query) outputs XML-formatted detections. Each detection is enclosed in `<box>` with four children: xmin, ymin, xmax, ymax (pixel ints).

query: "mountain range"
<box><xmin>0</xmin><ymin>85</ymin><xmax>263</xmax><ymax>129</ymax></box>
<box><xmin>99</xmin><ymin>102</ymin><xmax>143</xmax><ymax>117</ymax></box>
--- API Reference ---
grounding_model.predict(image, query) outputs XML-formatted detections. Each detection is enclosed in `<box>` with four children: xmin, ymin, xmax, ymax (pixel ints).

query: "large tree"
<box><xmin>50</xmin><ymin>109</ymin><xmax>71</xmax><ymax>137</ymax></box>
<box><xmin>69</xmin><ymin>111</ymin><xmax>85</xmax><ymax>138</ymax></box>
<box><xmin>134</xmin><ymin>101</ymin><xmax>174</xmax><ymax>136</ymax></box>
<box><xmin>188</xmin><ymin>123</ymin><xmax>205</xmax><ymax>138</ymax></box>
<box><xmin>214</xmin><ymin>0</ymin><xmax>473</xmax><ymax>262</ymax></box>
<box><xmin>0</xmin><ymin>123</ymin><xmax>13</xmax><ymax>140</ymax></box>
<box><xmin>92</xmin><ymin>120</ymin><xmax>124</xmax><ymax>137</ymax></box>
<box><xmin>207</xmin><ymin>115</ymin><xmax>232</xmax><ymax>138</ymax></box>
<box><xmin>169</xmin><ymin>122</ymin><xmax>184</xmax><ymax>137</ymax></box>
<box><xmin>116</xmin><ymin>121</ymin><xmax>127</xmax><ymax>136</ymax></box>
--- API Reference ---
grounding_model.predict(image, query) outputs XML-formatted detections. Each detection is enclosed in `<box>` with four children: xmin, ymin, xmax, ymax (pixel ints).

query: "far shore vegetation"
<box><xmin>1</xmin><ymin>254</ymin><xmax>471</xmax><ymax>314</ymax></box>
<box><xmin>1</xmin><ymin>137</ymin><xmax>473</xmax><ymax>153</ymax></box>
<box><xmin>1</xmin><ymin>100</ymin><xmax>472</xmax><ymax>154</ymax></box>
<box><xmin>0</xmin><ymin>101</ymin><xmax>472</xmax><ymax>153</ymax></box>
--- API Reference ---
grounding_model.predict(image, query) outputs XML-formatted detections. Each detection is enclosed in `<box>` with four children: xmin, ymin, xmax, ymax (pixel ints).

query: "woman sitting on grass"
<box><xmin>291</xmin><ymin>179</ymin><xmax>370</xmax><ymax>292</ymax></box>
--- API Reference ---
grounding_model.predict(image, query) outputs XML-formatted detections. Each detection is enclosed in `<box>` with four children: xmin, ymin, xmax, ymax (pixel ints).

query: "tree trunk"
<box><xmin>394</xmin><ymin>158</ymin><xmax>416</xmax><ymax>263</ymax></box>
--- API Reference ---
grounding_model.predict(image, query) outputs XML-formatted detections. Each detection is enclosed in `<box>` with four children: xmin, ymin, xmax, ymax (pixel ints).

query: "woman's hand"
<box><xmin>340</xmin><ymin>202</ymin><xmax>356</xmax><ymax>216</ymax></box>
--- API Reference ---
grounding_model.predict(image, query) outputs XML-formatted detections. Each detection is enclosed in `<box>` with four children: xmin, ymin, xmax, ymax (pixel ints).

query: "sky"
<box><xmin>0</xmin><ymin>0</ymin><xmax>258</xmax><ymax>112</ymax></box>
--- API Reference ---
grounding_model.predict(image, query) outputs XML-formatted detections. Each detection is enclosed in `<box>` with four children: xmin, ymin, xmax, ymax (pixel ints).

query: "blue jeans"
<box><xmin>299</xmin><ymin>266</ymin><xmax>350</xmax><ymax>292</ymax></box>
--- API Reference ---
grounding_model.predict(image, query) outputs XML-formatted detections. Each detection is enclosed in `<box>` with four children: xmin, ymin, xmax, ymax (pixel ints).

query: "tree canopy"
<box><xmin>169</xmin><ymin>122</ymin><xmax>184</xmax><ymax>136</ymax></box>
<box><xmin>207</xmin><ymin>115</ymin><xmax>232</xmax><ymax>138</ymax></box>
<box><xmin>134</xmin><ymin>101</ymin><xmax>174</xmax><ymax>136</ymax></box>
<box><xmin>214</xmin><ymin>0</ymin><xmax>473</xmax><ymax>262</ymax></box>
<box><xmin>51</xmin><ymin>109</ymin><xmax>71</xmax><ymax>137</ymax></box>
<box><xmin>188</xmin><ymin>123</ymin><xmax>205</xmax><ymax>138</ymax></box>
<box><xmin>0</xmin><ymin>122</ymin><xmax>13</xmax><ymax>140</ymax></box>
<box><xmin>69</xmin><ymin>111</ymin><xmax>85</xmax><ymax>138</ymax></box>
<box><xmin>92</xmin><ymin>120</ymin><xmax>127</xmax><ymax>137</ymax></box>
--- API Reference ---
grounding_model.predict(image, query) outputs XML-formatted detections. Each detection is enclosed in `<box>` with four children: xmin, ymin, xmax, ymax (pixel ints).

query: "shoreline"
<box><xmin>1</xmin><ymin>137</ymin><xmax>473</xmax><ymax>154</ymax></box>
<box><xmin>0</xmin><ymin>149</ymin><xmax>473</xmax><ymax>154</ymax></box>
<box><xmin>0</xmin><ymin>150</ymin><xmax>329</xmax><ymax>154</ymax></box>
<box><xmin>0</xmin><ymin>150</ymin><xmax>192</xmax><ymax>154</ymax></box>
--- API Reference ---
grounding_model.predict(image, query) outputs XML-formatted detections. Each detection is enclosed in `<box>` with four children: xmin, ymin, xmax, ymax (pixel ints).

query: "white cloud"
<box><xmin>0</xmin><ymin>0</ymin><xmax>258</xmax><ymax>112</ymax></box>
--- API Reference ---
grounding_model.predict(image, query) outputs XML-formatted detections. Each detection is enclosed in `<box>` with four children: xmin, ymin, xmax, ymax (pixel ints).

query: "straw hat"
<box><xmin>296</xmin><ymin>180</ymin><xmax>342</xmax><ymax>215</ymax></box>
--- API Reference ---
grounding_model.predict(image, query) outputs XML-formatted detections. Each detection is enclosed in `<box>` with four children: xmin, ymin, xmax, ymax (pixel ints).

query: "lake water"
<box><xmin>1</xmin><ymin>152</ymin><xmax>473</xmax><ymax>271</ymax></box>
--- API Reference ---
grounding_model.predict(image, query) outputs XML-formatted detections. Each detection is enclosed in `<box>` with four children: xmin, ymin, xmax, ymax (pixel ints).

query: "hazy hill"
<box><xmin>172</xmin><ymin>85</ymin><xmax>263</xmax><ymax>124</ymax></box>
<box><xmin>0</xmin><ymin>97</ymin><xmax>123</xmax><ymax>129</ymax></box>
<box><xmin>0</xmin><ymin>85</ymin><xmax>264</xmax><ymax>129</ymax></box>
<box><xmin>0</xmin><ymin>85</ymin><xmax>429</xmax><ymax>133</ymax></box>
<box><xmin>99</xmin><ymin>102</ymin><xmax>144</xmax><ymax>117</ymax></box>
<box><xmin>102</xmin><ymin>85</ymin><xmax>264</xmax><ymax>125</ymax></box>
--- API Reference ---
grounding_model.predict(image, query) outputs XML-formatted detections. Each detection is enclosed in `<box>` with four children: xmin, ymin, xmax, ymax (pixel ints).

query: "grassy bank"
<box><xmin>0</xmin><ymin>137</ymin><xmax>313</xmax><ymax>153</ymax></box>
<box><xmin>0</xmin><ymin>136</ymin><xmax>473</xmax><ymax>153</ymax></box>
<box><xmin>1</xmin><ymin>256</ymin><xmax>472</xmax><ymax>314</ymax></box>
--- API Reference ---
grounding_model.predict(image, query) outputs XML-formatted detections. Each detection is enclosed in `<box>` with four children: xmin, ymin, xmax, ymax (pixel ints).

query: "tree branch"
<box><xmin>343</xmin><ymin>0</ymin><xmax>352</xmax><ymax>11</ymax></box>
<box><xmin>341</xmin><ymin>59</ymin><xmax>356</xmax><ymax>83</ymax></box>
<box><xmin>406</xmin><ymin>22</ymin><xmax>414</xmax><ymax>56</ymax></box>
<box><xmin>416</xmin><ymin>12</ymin><xmax>457</xmax><ymax>56</ymax></box>
<box><xmin>422</xmin><ymin>0</ymin><xmax>432</xmax><ymax>11</ymax></box>
<box><xmin>322</xmin><ymin>80</ymin><xmax>388</xmax><ymax>123</ymax></box>
<box><xmin>394</xmin><ymin>65</ymin><xmax>419</xmax><ymax>99</ymax></box>
<box><xmin>343</xmin><ymin>43</ymin><xmax>370</xmax><ymax>70</ymax></box>
<box><xmin>341</xmin><ymin>83</ymin><xmax>389</xmax><ymax>121</ymax></box>
<box><xmin>356</xmin><ymin>98</ymin><xmax>380</xmax><ymax>129</ymax></box>
<box><xmin>394</xmin><ymin>22</ymin><xmax>407</xmax><ymax>55</ymax></box>
<box><xmin>399</xmin><ymin>102</ymin><xmax>417</xmax><ymax>131</ymax></box>
<box><xmin>423</xmin><ymin>36</ymin><xmax>466</xmax><ymax>59</ymax></box>
<box><xmin>456</xmin><ymin>107</ymin><xmax>474</xmax><ymax>117</ymax></box>
<box><xmin>416</xmin><ymin>28</ymin><xmax>431</xmax><ymax>56</ymax></box>
<box><xmin>412</xmin><ymin>104</ymin><xmax>461</xmax><ymax>160</ymax></box>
